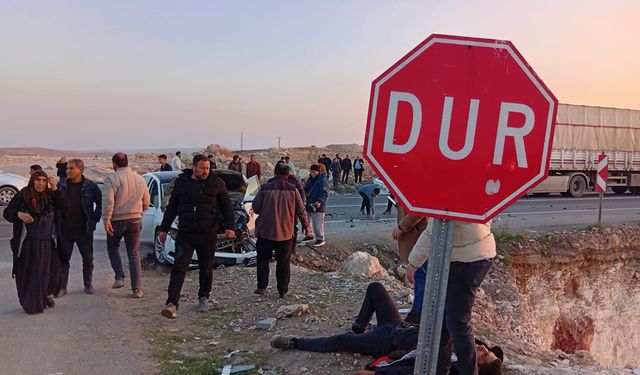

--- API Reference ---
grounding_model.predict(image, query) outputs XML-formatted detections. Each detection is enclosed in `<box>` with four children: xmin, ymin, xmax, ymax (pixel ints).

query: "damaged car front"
<box><xmin>155</xmin><ymin>170</ymin><xmax>259</xmax><ymax>268</ymax></box>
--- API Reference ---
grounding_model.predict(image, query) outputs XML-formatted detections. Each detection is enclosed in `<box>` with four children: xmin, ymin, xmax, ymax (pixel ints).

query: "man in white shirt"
<box><xmin>170</xmin><ymin>151</ymin><xmax>183</xmax><ymax>171</ymax></box>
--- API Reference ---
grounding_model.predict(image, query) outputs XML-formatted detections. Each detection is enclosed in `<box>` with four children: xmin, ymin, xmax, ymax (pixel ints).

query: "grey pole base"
<box><xmin>414</xmin><ymin>219</ymin><xmax>454</xmax><ymax>375</ymax></box>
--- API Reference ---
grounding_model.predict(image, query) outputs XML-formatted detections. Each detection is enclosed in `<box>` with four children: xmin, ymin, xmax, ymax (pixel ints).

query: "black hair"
<box><xmin>30</xmin><ymin>164</ymin><xmax>42</xmax><ymax>171</ymax></box>
<box><xmin>112</xmin><ymin>152</ymin><xmax>128</xmax><ymax>168</ymax></box>
<box><xmin>373</xmin><ymin>187</ymin><xmax>381</xmax><ymax>195</ymax></box>
<box><xmin>479</xmin><ymin>358</ymin><xmax>503</xmax><ymax>375</ymax></box>
<box><xmin>233</xmin><ymin>154</ymin><xmax>239</xmax><ymax>160</ymax></box>
<box><xmin>274</xmin><ymin>163</ymin><xmax>290</xmax><ymax>176</ymax></box>
<box><xmin>176</xmin><ymin>151</ymin><xmax>181</xmax><ymax>156</ymax></box>
<box><xmin>192</xmin><ymin>154</ymin><xmax>210</xmax><ymax>167</ymax></box>
<box><xmin>158</xmin><ymin>154</ymin><xmax>167</xmax><ymax>160</ymax></box>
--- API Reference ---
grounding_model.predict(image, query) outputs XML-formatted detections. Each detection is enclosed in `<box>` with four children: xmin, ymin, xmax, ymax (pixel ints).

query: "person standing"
<box><xmin>170</xmin><ymin>151</ymin><xmax>183</xmax><ymax>171</ymax></box>
<box><xmin>330</xmin><ymin>156</ymin><xmax>342</xmax><ymax>189</ymax></box>
<box><xmin>304</xmin><ymin>164</ymin><xmax>328</xmax><ymax>247</ymax></box>
<box><xmin>358</xmin><ymin>183</ymin><xmax>380</xmax><ymax>219</ymax></box>
<box><xmin>391</xmin><ymin>204</ymin><xmax>428</xmax><ymax>323</ymax></box>
<box><xmin>3</xmin><ymin>171</ymin><xmax>64</xmax><ymax>314</ymax></box>
<box><xmin>55</xmin><ymin>159</ymin><xmax>102</xmax><ymax>296</ymax></box>
<box><xmin>56</xmin><ymin>156</ymin><xmax>67</xmax><ymax>184</ymax></box>
<box><xmin>228</xmin><ymin>155</ymin><xmax>242</xmax><ymax>173</ymax></box>
<box><xmin>246</xmin><ymin>155</ymin><xmax>262</xmax><ymax>182</ymax></box>
<box><xmin>319</xmin><ymin>154</ymin><xmax>332</xmax><ymax>176</ymax></box>
<box><xmin>285</xmin><ymin>156</ymin><xmax>296</xmax><ymax>176</ymax></box>
<box><xmin>158</xmin><ymin>154</ymin><xmax>173</xmax><ymax>172</ymax></box>
<box><xmin>206</xmin><ymin>154</ymin><xmax>218</xmax><ymax>169</ymax></box>
<box><xmin>404</xmin><ymin>220</ymin><xmax>496</xmax><ymax>374</ymax></box>
<box><xmin>252</xmin><ymin>163</ymin><xmax>311</xmax><ymax>298</ymax></box>
<box><xmin>353</xmin><ymin>156</ymin><xmax>365</xmax><ymax>183</ymax></box>
<box><xmin>158</xmin><ymin>154</ymin><xmax>236</xmax><ymax>318</ymax></box>
<box><xmin>341</xmin><ymin>154</ymin><xmax>352</xmax><ymax>184</ymax></box>
<box><xmin>102</xmin><ymin>153</ymin><xmax>150</xmax><ymax>298</ymax></box>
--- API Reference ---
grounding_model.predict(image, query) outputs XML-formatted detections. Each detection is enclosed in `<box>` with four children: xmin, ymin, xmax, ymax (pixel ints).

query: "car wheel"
<box><xmin>154</xmin><ymin>229</ymin><xmax>168</xmax><ymax>265</ymax></box>
<box><xmin>0</xmin><ymin>186</ymin><xmax>18</xmax><ymax>205</ymax></box>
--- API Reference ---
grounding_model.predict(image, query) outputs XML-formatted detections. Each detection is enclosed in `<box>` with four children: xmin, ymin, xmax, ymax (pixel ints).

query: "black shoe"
<box><xmin>350</xmin><ymin>323</ymin><xmax>368</xmax><ymax>334</ymax></box>
<box><xmin>254</xmin><ymin>288</ymin><xmax>266</xmax><ymax>295</ymax></box>
<box><xmin>270</xmin><ymin>335</ymin><xmax>297</xmax><ymax>349</ymax></box>
<box><xmin>45</xmin><ymin>295</ymin><xmax>56</xmax><ymax>308</ymax></box>
<box><xmin>300</xmin><ymin>235</ymin><xmax>314</xmax><ymax>242</ymax></box>
<box><xmin>404</xmin><ymin>310</ymin><xmax>421</xmax><ymax>325</ymax></box>
<box><xmin>279</xmin><ymin>291</ymin><xmax>287</xmax><ymax>299</ymax></box>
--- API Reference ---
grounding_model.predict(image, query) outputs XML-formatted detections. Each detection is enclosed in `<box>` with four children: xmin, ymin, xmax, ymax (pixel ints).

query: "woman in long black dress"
<box><xmin>3</xmin><ymin>170</ymin><xmax>64</xmax><ymax>314</ymax></box>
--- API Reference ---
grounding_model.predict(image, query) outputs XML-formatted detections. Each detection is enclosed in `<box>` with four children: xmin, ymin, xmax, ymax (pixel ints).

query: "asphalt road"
<box><xmin>322</xmin><ymin>193</ymin><xmax>640</xmax><ymax>232</ymax></box>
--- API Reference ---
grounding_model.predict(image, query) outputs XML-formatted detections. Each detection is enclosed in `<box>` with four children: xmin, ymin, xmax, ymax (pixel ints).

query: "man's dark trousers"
<box><xmin>166</xmin><ymin>231</ymin><xmax>217</xmax><ymax>307</ymax></box>
<box><xmin>341</xmin><ymin>169</ymin><xmax>350</xmax><ymax>184</ymax></box>
<box><xmin>59</xmin><ymin>230</ymin><xmax>94</xmax><ymax>288</ymax></box>
<box><xmin>359</xmin><ymin>192</ymin><xmax>371</xmax><ymax>214</ymax></box>
<box><xmin>436</xmin><ymin>259</ymin><xmax>492</xmax><ymax>375</ymax></box>
<box><xmin>297</xmin><ymin>282</ymin><xmax>409</xmax><ymax>357</ymax></box>
<box><xmin>256</xmin><ymin>238</ymin><xmax>294</xmax><ymax>294</ymax></box>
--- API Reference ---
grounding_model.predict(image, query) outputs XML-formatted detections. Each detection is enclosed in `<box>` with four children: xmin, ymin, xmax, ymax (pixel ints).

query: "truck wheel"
<box><xmin>567</xmin><ymin>175</ymin><xmax>587</xmax><ymax>198</ymax></box>
<box><xmin>612</xmin><ymin>186</ymin><xmax>628</xmax><ymax>195</ymax></box>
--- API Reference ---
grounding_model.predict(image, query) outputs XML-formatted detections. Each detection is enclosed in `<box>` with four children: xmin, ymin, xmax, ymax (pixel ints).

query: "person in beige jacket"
<box><xmin>102</xmin><ymin>153</ymin><xmax>150</xmax><ymax>298</ymax></box>
<box><xmin>404</xmin><ymin>218</ymin><xmax>496</xmax><ymax>375</ymax></box>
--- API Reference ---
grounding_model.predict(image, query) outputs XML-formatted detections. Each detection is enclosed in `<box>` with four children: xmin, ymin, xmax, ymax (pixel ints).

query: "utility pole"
<box><xmin>240</xmin><ymin>132</ymin><xmax>244</xmax><ymax>151</ymax></box>
<box><xmin>277</xmin><ymin>136</ymin><xmax>281</xmax><ymax>150</ymax></box>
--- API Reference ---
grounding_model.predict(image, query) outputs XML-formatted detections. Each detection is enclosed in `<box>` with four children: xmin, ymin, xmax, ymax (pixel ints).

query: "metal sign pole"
<box><xmin>598</xmin><ymin>192</ymin><xmax>603</xmax><ymax>225</ymax></box>
<box><xmin>414</xmin><ymin>218</ymin><xmax>454</xmax><ymax>375</ymax></box>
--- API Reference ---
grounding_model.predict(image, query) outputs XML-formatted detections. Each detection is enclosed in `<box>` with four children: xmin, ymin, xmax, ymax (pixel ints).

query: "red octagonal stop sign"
<box><xmin>364</xmin><ymin>34</ymin><xmax>558</xmax><ymax>223</ymax></box>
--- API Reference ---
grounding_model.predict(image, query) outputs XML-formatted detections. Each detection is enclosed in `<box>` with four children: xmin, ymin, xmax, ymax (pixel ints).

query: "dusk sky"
<box><xmin>1</xmin><ymin>1</ymin><xmax>638</xmax><ymax>151</ymax></box>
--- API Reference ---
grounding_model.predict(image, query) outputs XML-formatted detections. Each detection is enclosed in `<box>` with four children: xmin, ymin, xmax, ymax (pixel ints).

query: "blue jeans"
<box><xmin>412</xmin><ymin>263</ymin><xmax>428</xmax><ymax>313</ymax></box>
<box><xmin>308</xmin><ymin>212</ymin><xmax>325</xmax><ymax>241</ymax></box>
<box><xmin>106</xmin><ymin>219</ymin><xmax>142</xmax><ymax>291</ymax></box>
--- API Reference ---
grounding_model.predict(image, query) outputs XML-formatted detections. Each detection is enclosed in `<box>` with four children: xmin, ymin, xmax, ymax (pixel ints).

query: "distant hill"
<box><xmin>0</xmin><ymin>147</ymin><xmax>111</xmax><ymax>157</ymax></box>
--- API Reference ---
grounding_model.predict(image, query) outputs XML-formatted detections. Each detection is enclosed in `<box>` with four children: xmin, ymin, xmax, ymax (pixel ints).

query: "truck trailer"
<box><xmin>530</xmin><ymin>103</ymin><xmax>640</xmax><ymax>197</ymax></box>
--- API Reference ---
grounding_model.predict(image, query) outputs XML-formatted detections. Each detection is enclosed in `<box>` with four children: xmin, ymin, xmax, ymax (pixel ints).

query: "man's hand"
<box><xmin>48</xmin><ymin>176</ymin><xmax>58</xmax><ymax>191</ymax></box>
<box><xmin>352</xmin><ymin>371</ymin><xmax>375</xmax><ymax>375</ymax></box>
<box><xmin>405</xmin><ymin>263</ymin><xmax>417</xmax><ymax>284</ymax></box>
<box><xmin>313</xmin><ymin>202</ymin><xmax>321</xmax><ymax>209</ymax></box>
<box><xmin>104</xmin><ymin>222</ymin><xmax>114</xmax><ymax>236</ymax></box>
<box><xmin>392</xmin><ymin>226</ymin><xmax>402</xmax><ymax>240</ymax></box>
<box><xmin>158</xmin><ymin>231</ymin><xmax>167</xmax><ymax>244</ymax></box>
<box><xmin>17</xmin><ymin>212</ymin><xmax>34</xmax><ymax>224</ymax></box>
<box><xmin>303</xmin><ymin>227</ymin><xmax>312</xmax><ymax>237</ymax></box>
<box><xmin>225</xmin><ymin>229</ymin><xmax>236</xmax><ymax>239</ymax></box>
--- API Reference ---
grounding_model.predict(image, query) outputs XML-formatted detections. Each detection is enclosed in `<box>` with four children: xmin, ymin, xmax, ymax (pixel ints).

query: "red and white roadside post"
<box><xmin>364</xmin><ymin>34</ymin><xmax>558</xmax><ymax>374</ymax></box>
<box><xmin>596</xmin><ymin>153</ymin><xmax>608</xmax><ymax>225</ymax></box>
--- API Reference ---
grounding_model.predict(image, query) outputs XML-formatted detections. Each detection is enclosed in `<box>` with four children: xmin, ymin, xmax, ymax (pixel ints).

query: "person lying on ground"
<box><xmin>270</xmin><ymin>282</ymin><xmax>503</xmax><ymax>374</ymax></box>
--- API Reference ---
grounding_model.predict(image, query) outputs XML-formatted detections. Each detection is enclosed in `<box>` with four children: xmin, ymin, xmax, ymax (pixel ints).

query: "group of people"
<box><xmin>317</xmin><ymin>153</ymin><xmax>366</xmax><ymax>188</ymax></box>
<box><xmin>5</xmin><ymin>154</ymin><xmax>148</xmax><ymax>314</ymax></box>
<box><xmin>268</xmin><ymin>193</ymin><xmax>501</xmax><ymax>374</ymax></box>
<box><xmin>7</xmin><ymin>151</ymin><xmax>500</xmax><ymax>373</ymax></box>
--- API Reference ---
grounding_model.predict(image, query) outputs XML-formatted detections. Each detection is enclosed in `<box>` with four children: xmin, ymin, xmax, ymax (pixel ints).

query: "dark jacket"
<box><xmin>228</xmin><ymin>160</ymin><xmax>242</xmax><ymax>173</ymax></box>
<box><xmin>245</xmin><ymin>161</ymin><xmax>262</xmax><ymax>179</ymax></box>
<box><xmin>57</xmin><ymin>176</ymin><xmax>102</xmax><ymax>233</ymax></box>
<box><xmin>319</xmin><ymin>157</ymin><xmax>332</xmax><ymax>173</ymax></box>
<box><xmin>159</xmin><ymin>169</ymin><xmax>234</xmax><ymax>233</ymax></box>
<box><xmin>252</xmin><ymin>176</ymin><xmax>309</xmax><ymax>241</ymax></box>
<box><xmin>330</xmin><ymin>159</ymin><xmax>342</xmax><ymax>174</ymax></box>
<box><xmin>160</xmin><ymin>164</ymin><xmax>173</xmax><ymax>172</ymax></box>
<box><xmin>353</xmin><ymin>158</ymin><xmax>365</xmax><ymax>170</ymax></box>
<box><xmin>268</xmin><ymin>174</ymin><xmax>306</xmax><ymax>205</ymax></box>
<box><xmin>55</xmin><ymin>162</ymin><xmax>67</xmax><ymax>179</ymax></box>
<box><xmin>304</xmin><ymin>173</ymin><xmax>328</xmax><ymax>213</ymax></box>
<box><xmin>341</xmin><ymin>158</ymin><xmax>352</xmax><ymax>171</ymax></box>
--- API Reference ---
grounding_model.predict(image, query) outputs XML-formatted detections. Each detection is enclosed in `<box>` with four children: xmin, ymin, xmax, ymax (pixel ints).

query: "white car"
<box><xmin>0</xmin><ymin>171</ymin><xmax>28</xmax><ymax>205</ymax></box>
<box><xmin>95</xmin><ymin>170</ymin><xmax>259</xmax><ymax>267</ymax></box>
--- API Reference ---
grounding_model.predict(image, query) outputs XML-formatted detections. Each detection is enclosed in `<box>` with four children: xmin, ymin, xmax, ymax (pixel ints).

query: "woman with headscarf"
<box><xmin>3</xmin><ymin>170</ymin><xmax>65</xmax><ymax>314</ymax></box>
